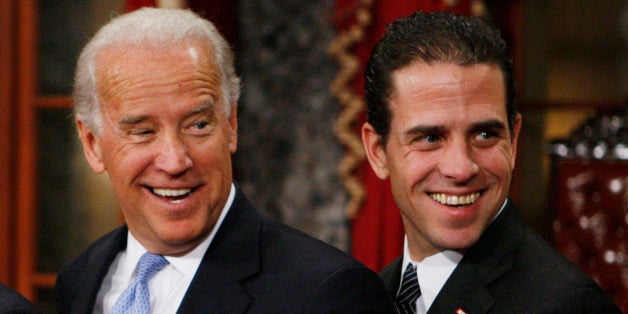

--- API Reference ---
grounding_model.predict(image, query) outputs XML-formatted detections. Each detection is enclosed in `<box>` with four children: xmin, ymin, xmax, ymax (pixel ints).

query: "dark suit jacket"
<box><xmin>380</xmin><ymin>200</ymin><xmax>621</xmax><ymax>313</ymax></box>
<box><xmin>56</xmin><ymin>188</ymin><xmax>395</xmax><ymax>313</ymax></box>
<box><xmin>0</xmin><ymin>283</ymin><xmax>38</xmax><ymax>314</ymax></box>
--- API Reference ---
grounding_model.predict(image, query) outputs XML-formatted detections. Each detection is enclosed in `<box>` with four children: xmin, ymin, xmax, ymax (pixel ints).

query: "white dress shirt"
<box><xmin>399</xmin><ymin>199</ymin><xmax>508</xmax><ymax>313</ymax></box>
<box><xmin>93</xmin><ymin>183</ymin><xmax>236</xmax><ymax>314</ymax></box>
<box><xmin>401</xmin><ymin>241</ymin><xmax>463</xmax><ymax>314</ymax></box>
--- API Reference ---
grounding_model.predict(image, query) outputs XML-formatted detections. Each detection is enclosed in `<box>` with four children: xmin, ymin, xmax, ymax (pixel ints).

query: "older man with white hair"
<box><xmin>55</xmin><ymin>8</ymin><xmax>394</xmax><ymax>314</ymax></box>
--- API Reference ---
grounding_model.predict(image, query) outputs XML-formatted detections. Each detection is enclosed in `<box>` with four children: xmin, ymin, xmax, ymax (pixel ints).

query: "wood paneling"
<box><xmin>36</xmin><ymin>96</ymin><xmax>73</xmax><ymax>109</ymax></box>
<box><xmin>16</xmin><ymin>0</ymin><xmax>38</xmax><ymax>301</ymax></box>
<box><xmin>0</xmin><ymin>0</ymin><xmax>16</xmax><ymax>287</ymax></box>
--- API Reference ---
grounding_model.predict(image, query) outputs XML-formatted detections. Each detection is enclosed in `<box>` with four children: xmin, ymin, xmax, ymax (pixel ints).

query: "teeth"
<box><xmin>429</xmin><ymin>192</ymin><xmax>480</xmax><ymax>206</ymax></box>
<box><xmin>152</xmin><ymin>188</ymin><xmax>191</xmax><ymax>197</ymax></box>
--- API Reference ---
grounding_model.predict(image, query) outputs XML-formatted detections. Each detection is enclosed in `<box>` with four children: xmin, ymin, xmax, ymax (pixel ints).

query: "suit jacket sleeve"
<box><xmin>304</xmin><ymin>266</ymin><xmax>395</xmax><ymax>313</ymax></box>
<box><xmin>0</xmin><ymin>284</ymin><xmax>39</xmax><ymax>314</ymax></box>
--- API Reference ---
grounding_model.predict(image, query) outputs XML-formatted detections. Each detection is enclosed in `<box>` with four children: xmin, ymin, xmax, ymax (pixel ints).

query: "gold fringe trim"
<box><xmin>329</xmin><ymin>0</ymin><xmax>374</xmax><ymax>218</ymax></box>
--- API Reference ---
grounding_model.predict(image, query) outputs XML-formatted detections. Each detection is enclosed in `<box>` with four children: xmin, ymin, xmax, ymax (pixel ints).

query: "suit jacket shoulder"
<box><xmin>55</xmin><ymin>226</ymin><xmax>127</xmax><ymax>314</ymax></box>
<box><xmin>178</xmin><ymin>188</ymin><xmax>395</xmax><ymax>313</ymax></box>
<box><xmin>430</xmin><ymin>201</ymin><xmax>621</xmax><ymax>313</ymax></box>
<box><xmin>0</xmin><ymin>283</ymin><xmax>38</xmax><ymax>313</ymax></box>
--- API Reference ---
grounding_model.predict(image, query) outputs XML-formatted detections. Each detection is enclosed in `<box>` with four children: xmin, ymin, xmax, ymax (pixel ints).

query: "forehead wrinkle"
<box><xmin>96</xmin><ymin>42</ymin><xmax>222</xmax><ymax>101</ymax></box>
<box><xmin>185</xmin><ymin>40</ymin><xmax>223</xmax><ymax>100</ymax></box>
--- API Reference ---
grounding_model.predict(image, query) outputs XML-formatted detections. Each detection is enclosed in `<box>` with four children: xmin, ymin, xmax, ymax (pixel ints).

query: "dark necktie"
<box><xmin>110</xmin><ymin>252</ymin><xmax>169</xmax><ymax>314</ymax></box>
<box><xmin>396</xmin><ymin>263</ymin><xmax>421</xmax><ymax>314</ymax></box>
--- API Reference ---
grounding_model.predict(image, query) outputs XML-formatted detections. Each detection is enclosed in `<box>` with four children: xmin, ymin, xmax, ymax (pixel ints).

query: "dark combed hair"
<box><xmin>365</xmin><ymin>11</ymin><xmax>517</xmax><ymax>144</ymax></box>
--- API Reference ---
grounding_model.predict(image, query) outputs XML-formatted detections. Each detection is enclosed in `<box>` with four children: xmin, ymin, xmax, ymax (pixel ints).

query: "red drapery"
<box><xmin>333</xmin><ymin>0</ymin><xmax>476</xmax><ymax>272</ymax></box>
<box><xmin>124</xmin><ymin>0</ymin><xmax>237</xmax><ymax>45</ymax></box>
<box><xmin>125</xmin><ymin>0</ymin><xmax>156</xmax><ymax>12</ymax></box>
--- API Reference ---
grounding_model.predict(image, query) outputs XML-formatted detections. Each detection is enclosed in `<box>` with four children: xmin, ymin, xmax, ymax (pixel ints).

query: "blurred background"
<box><xmin>0</xmin><ymin>0</ymin><xmax>626</xmax><ymax>312</ymax></box>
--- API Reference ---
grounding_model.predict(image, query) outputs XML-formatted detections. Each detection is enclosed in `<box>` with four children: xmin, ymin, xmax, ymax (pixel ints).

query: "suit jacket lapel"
<box><xmin>71</xmin><ymin>226</ymin><xmax>127</xmax><ymax>313</ymax></box>
<box><xmin>427</xmin><ymin>258</ymin><xmax>494</xmax><ymax>313</ymax></box>
<box><xmin>177</xmin><ymin>188</ymin><xmax>260</xmax><ymax>313</ymax></box>
<box><xmin>379</xmin><ymin>257</ymin><xmax>402</xmax><ymax>300</ymax></box>
<box><xmin>429</xmin><ymin>200</ymin><xmax>524</xmax><ymax>313</ymax></box>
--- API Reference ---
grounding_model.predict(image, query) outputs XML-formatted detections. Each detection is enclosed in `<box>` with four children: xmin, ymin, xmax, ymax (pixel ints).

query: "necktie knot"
<box><xmin>110</xmin><ymin>252</ymin><xmax>169</xmax><ymax>314</ymax></box>
<box><xmin>135</xmin><ymin>252</ymin><xmax>168</xmax><ymax>284</ymax></box>
<box><xmin>396</xmin><ymin>263</ymin><xmax>420</xmax><ymax>314</ymax></box>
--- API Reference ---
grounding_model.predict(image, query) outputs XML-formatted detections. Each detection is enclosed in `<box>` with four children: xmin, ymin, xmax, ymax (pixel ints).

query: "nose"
<box><xmin>438</xmin><ymin>140</ymin><xmax>479</xmax><ymax>184</ymax></box>
<box><xmin>154</xmin><ymin>134</ymin><xmax>193</xmax><ymax>176</ymax></box>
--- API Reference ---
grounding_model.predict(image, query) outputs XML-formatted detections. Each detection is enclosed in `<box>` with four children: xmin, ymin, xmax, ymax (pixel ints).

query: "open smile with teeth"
<box><xmin>429</xmin><ymin>192</ymin><xmax>481</xmax><ymax>206</ymax></box>
<box><xmin>151</xmin><ymin>188</ymin><xmax>193</xmax><ymax>203</ymax></box>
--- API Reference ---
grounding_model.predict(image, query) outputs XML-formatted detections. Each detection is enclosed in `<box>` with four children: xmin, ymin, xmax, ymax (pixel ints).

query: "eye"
<box><xmin>193</xmin><ymin>121</ymin><xmax>209</xmax><ymax>130</ymax></box>
<box><xmin>127</xmin><ymin>128</ymin><xmax>155</xmax><ymax>143</ymax></box>
<box><xmin>185</xmin><ymin>120</ymin><xmax>213</xmax><ymax>136</ymax></box>
<box><xmin>472</xmin><ymin>130</ymin><xmax>500</xmax><ymax>147</ymax></box>
<box><xmin>477</xmin><ymin>131</ymin><xmax>496</xmax><ymax>140</ymax></box>
<box><xmin>132</xmin><ymin>129</ymin><xmax>153</xmax><ymax>135</ymax></box>
<box><xmin>127</xmin><ymin>127</ymin><xmax>155</xmax><ymax>136</ymax></box>
<box><xmin>409</xmin><ymin>133</ymin><xmax>443</xmax><ymax>151</ymax></box>
<box><xmin>424</xmin><ymin>134</ymin><xmax>442</xmax><ymax>143</ymax></box>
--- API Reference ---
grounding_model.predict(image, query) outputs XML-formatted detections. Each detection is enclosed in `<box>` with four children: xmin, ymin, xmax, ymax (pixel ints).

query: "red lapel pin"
<box><xmin>455</xmin><ymin>308</ymin><xmax>467</xmax><ymax>314</ymax></box>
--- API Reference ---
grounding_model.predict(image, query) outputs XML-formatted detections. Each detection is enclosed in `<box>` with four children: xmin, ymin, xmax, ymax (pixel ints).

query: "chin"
<box><xmin>162</xmin><ymin>228</ymin><xmax>204</xmax><ymax>243</ymax></box>
<box><xmin>438</xmin><ymin>230</ymin><xmax>482</xmax><ymax>250</ymax></box>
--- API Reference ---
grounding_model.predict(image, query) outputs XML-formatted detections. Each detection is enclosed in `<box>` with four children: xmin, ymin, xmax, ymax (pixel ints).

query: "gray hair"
<box><xmin>74</xmin><ymin>8</ymin><xmax>240</xmax><ymax>134</ymax></box>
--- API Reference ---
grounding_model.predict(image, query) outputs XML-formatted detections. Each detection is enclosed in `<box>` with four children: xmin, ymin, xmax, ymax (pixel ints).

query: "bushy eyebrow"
<box><xmin>404</xmin><ymin>125</ymin><xmax>445</xmax><ymax>136</ymax></box>
<box><xmin>117</xmin><ymin>100</ymin><xmax>215</xmax><ymax>127</ymax></box>
<box><xmin>186</xmin><ymin>101</ymin><xmax>214</xmax><ymax>119</ymax></box>
<box><xmin>400</xmin><ymin>124</ymin><xmax>445</xmax><ymax>144</ymax></box>
<box><xmin>468</xmin><ymin>119</ymin><xmax>507</xmax><ymax>134</ymax></box>
<box><xmin>401</xmin><ymin>119</ymin><xmax>506</xmax><ymax>140</ymax></box>
<box><xmin>119</xmin><ymin>115</ymin><xmax>148</xmax><ymax>126</ymax></box>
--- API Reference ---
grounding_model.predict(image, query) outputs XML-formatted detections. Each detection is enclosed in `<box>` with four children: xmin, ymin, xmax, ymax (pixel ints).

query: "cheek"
<box><xmin>500</xmin><ymin>144</ymin><xmax>517</xmax><ymax>170</ymax></box>
<box><xmin>388</xmin><ymin>154</ymin><xmax>436</xmax><ymax>205</ymax></box>
<box><xmin>401</xmin><ymin>153</ymin><xmax>438</xmax><ymax>187</ymax></box>
<box><xmin>478</xmin><ymin>147</ymin><xmax>515</xmax><ymax>180</ymax></box>
<box><xmin>189</xmin><ymin>140</ymin><xmax>232</xmax><ymax>169</ymax></box>
<box><xmin>101</xmin><ymin>141</ymin><xmax>152</xmax><ymax>179</ymax></box>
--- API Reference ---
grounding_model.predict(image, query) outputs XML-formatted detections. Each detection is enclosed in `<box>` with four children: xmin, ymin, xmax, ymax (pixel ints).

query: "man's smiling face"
<box><xmin>362</xmin><ymin>61</ymin><xmax>521</xmax><ymax>261</ymax></box>
<box><xmin>77</xmin><ymin>40</ymin><xmax>238</xmax><ymax>256</ymax></box>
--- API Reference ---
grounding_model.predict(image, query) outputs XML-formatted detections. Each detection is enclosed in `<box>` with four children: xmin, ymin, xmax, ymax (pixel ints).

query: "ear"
<box><xmin>227</xmin><ymin>104</ymin><xmax>238</xmax><ymax>154</ymax></box>
<box><xmin>362</xmin><ymin>122</ymin><xmax>390</xmax><ymax>179</ymax></box>
<box><xmin>510</xmin><ymin>113</ymin><xmax>522</xmax><ymax>169</ymax></box>
<box><xmin>77</xmin><ymin>120</ymin><xmax>106</xmax><ymax>174</ymax></box>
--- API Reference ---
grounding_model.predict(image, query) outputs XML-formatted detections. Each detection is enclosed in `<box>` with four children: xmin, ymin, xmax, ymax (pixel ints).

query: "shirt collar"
<box><xmin>125</xmin><ymin>182</ymin><xmax>236</xmax><ymax>279</ymax></box>
<box><xmin>402</xmin><ymin>198</ymin><xmax>508</xmax><ymax>265</ymax></box>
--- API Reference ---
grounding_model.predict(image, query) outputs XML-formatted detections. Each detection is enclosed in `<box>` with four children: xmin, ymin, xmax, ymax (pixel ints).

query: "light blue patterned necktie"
<box><xmin>110</xmin><ymin>252</ymin><xmax>169</xmax><ymax>314</ymax></box>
